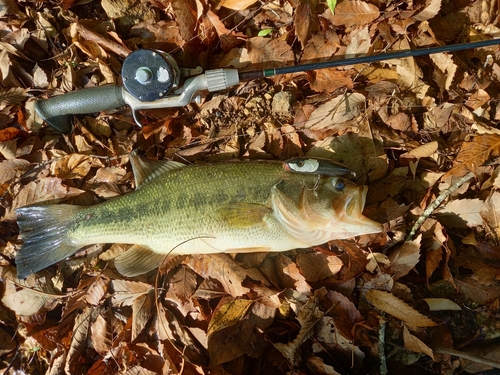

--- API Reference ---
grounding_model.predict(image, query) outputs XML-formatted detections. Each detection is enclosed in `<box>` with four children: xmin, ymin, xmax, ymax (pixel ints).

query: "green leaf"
<box><xmin>258</xmin><ymin>28</ymin><xmax>273</xmax><ymax>37</ymax></box>
<box><xmin>327</xmin><ymin>0</ymin><xmax>337</xmax><ymax>14</ymax></box>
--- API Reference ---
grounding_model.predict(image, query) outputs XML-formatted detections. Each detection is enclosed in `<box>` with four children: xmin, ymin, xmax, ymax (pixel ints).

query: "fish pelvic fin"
<box><xmin>114</xmin><ymin>244</ymin><xmax>166</xmax><ymax>277</ymax></box>
<box><xmin>15</xmin><ymin>204</ymin><xmax>83</xmax><ymax>279</ymax></box>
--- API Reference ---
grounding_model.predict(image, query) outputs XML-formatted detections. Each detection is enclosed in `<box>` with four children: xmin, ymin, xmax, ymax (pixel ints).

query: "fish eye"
<box><xmin>333</xmin><ymin>179</ymin><xmax>345</xmax><ymax>191</ymax></box>
<box><xmin>297</xmin><ymin>160</ymin><xmax>304</xmax><ymax>167</ymax></box>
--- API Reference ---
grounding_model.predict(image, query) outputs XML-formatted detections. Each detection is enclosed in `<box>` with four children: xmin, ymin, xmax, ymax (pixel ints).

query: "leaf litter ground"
<box><xmin>2</xmin><ymin>0</ymin><xmax>500</xmax><ymax>374</ymax></box>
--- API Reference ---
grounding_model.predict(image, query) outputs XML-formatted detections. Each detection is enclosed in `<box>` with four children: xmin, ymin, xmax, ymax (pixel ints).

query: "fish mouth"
<box><xmin>341</xmin><ymin>186</ymin><xmax>384</xmax><ymax>236</ymax></box>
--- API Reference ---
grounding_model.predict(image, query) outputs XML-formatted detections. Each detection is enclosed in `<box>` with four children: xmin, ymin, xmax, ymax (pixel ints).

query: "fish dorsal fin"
<box><xmin>114</xmin><ymin>244</ymin><xmax>166</xmax><ymax>277</ymax></box>
<box><xmin>129</xmin><ymin>151</ymin><xmax>186</xmax><ymax>188</ymax></box>
<box><xmin>216</xmin><ymin>202</ymin><xmax>272</xmax><ymax>228</ymax></box>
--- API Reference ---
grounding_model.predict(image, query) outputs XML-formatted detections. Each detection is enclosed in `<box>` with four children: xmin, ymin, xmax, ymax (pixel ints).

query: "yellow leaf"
<box><xmin>365</xmin><ymin>290</ymin><xmax>437</xmax><ymax>327</ymax></box>
<box><xmin>208</xmin><ymin>298</ymin><xmax>254</xmax><ymax>336</ymax></box>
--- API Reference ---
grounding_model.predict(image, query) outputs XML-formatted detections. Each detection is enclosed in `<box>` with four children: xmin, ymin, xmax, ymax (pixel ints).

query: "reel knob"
<box><xmin>122</xmin><ymin>49</ymin><xmax>180</xmax><ymax>102</ymax></box>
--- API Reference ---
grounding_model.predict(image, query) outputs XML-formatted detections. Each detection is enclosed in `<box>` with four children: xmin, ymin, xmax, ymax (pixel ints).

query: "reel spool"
<box><xmin>121</xmin><ymin>49</ymin><xmax>181</xmax><ymax>102</ymax></box>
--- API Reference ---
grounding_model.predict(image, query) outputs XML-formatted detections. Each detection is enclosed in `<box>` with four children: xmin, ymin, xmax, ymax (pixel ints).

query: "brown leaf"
<box><xmin>4</xmin><ymin>177</ymin><xmax>85</xmax><ymax>220</ymax></box>
<box><xmin>0</xmin><ymin>127</ymin><xmax>22</xmax><ymax>142</ymax></box>
<box><xmin>439</xmin><ymin>198</ymin><xmax>484</xmax><ymax>227</ymax></box>
<box><xmin>277</xmin><ymin>254</ymin><xmax>311</xmax><ymax>295</ymax></box>
<box><xmin>90</xmin><ymin>314</ymin><xmax>112</xmax><ymax>356</ymax></box>
<box><xmin>219</xmin><ymin>0</ymin><xmax>259</xmax><ymax>10</ymax></box>
<box><xmin>111</xmin><ymin>279</ymin><xmax>153</xmax><ymax>306</ymax></box>
<box><xmin>365</xmin><ymin>290</ymin><xmax>437</xmax><ymax>327</ymax></box>
<box><xmin>327</xmin><ymin>1</ymin><xmax>380</xmax><ymax>27</ymax></box>
<box><xmin>403</xmin><ymin>325</ymin><xmax>434</xmax><ymax>360</ymax></box>
<box><xmin>296</xmin><ymin>252</ymin><xmax>342</xmax><ymax>282</ymax></box>
<box><xmin>208</xmin><ymin>298</ymin><xmax>254</xmax><ymax>336</ymax></box>
<box><xmin>295</xmin><ymin>0</ymin><xmax>319</xmax><ymax>48</ymax></box>
<box><xmin>447</xmin><ymin>134</ymin><xmax>500</xmax><ymax>178</ymax></box>
<box><xmin>247</xmin><ymin>37</ymin><xmax>294</xmax><ymax>69</ymax></box>
<box><xmin>186</xmin><ymin>254</ymin><xmax>262</xmax><ymax>297</ymax></box>
<box><xmin>132</xmin><ymin>289</ymin><xmax>154</xmax><ymax>341</ymax></box>
<box><xmin>2</xmin><ymin>281</ymin><xmax>61</xmax><ymax>316</ymax></box>
<box><xmin>0</xmin><ymin>158</ymin><xmax>29</xmax><ymax>184</ymax></box>
<box><xmin>327</xmin><ymin>290</ymin><xmax>363</xmax><ymax>340</ymax></box>
<box><xmin>307</xmin><ymin>68</ymin><xmax>354</xmax><ymax>93</ymax></box>
<box><xmin>304</xmin><ymin>93</ymin><xmax>366</xmax><ymax>130</ymax></box>
<box><xmin>50</xmin><ymin>154</ymin><xmax>92</xmax><ymax>180</ymax></box>
<box><xmin>481</xmin><ymin>191</ymin><xmax>500</xmax><ymax>237</ymax></box>
<box><xmin>388</xmin><ymin>235</ymin><xmax>421</xmax><ymax>280</ymax></box>
<box><xmin>413</xmin><ymin>0</ymin><xmax>442</xmax><ymax>21</ymax></box>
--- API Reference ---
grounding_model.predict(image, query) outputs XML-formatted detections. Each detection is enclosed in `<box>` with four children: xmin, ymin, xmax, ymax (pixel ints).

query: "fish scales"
<box><xmin>69</xmin><ymin>162</ymin><xmax>293</xmax><ymax>247</ymax></box>
<box><xmin>15</xmin><ymin>157</ymin><xmax>383</xmax><ymax>278</ymax></box>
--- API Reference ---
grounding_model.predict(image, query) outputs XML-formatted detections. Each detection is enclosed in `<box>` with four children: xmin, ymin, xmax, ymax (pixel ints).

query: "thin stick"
<box><xmin>434</xmin><ymin>347</ymin><xmax>500</xmax><ymax>369</ymax></box>
<box><xmin>406</xmin><ymin>172</ymin><xmax>474</xmax><ymax>241</ymax></box>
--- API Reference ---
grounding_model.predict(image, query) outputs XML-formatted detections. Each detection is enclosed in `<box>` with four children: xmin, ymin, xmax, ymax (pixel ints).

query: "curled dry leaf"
<box><xmin>423</xmin><ymin>298</ymin><xmax>461</xmax><ymax>311</ymax></box>
<box><xmin>365</xmin><ymin>289</ymin><xmax>437</xmax><ymax>327</ymax></box>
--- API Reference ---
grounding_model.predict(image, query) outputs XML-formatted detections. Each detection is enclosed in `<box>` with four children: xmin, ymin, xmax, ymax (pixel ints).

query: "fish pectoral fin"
<box><xmin>217</xmin><ymin>203</ymin><xmax>272</xmax><ymax>228</ymax></box>
<box><xmin>129</xmin><ymin>150</ymin><xmax>186</xmax><ymax>188</ymax></box>
<box><xmin>113</xmin><ymin>244</ymin><xmax>166</xmax><ymax>277</ymax></box>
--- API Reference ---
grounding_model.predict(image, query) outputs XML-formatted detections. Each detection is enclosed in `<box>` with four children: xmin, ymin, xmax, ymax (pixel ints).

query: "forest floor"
<box><xmin>2</xmin><ymin>0</ymin><xmax>500</xmax><ymax>374</ymax></box>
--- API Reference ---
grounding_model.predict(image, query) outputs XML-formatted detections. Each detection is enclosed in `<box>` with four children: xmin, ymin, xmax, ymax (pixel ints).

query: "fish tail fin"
<box><xmin>15</xmin><ymin>204</ymin><xmax>83</xmax><ymax>279</ymax></box>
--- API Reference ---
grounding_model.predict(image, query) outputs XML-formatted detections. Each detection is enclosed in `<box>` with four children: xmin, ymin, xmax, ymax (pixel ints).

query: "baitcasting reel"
<box><xmin>34</xmin><ymin>49</ymin><xmax>240</xmax><ymax>134</ymax></box>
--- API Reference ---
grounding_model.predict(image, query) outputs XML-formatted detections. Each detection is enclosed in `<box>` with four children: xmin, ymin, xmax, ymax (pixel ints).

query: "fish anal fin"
<box><xmin>129</xmin><ymin>151</ymin><xmax>186</xmax><ymax>188</ymax></box>
<box><xmin>113</xmin><ymin>244</ymin><xmax>166</xmax><ymax>277</ymax></box>
<box><xmin>217</xmin><ymin>203</ymin><xmax>272</xmax><ymax>229</ymax></box>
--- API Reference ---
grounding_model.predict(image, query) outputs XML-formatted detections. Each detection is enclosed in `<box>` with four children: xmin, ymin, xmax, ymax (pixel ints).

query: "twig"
<box><xmin>406</xmin><ymin>172</ymin><xmax>474</xmax><ymax>241</ymax></box>
<box><xmin>379</xmin><ymin>318</ymin><xmax>388</xmax><ymax>375</ymax></box>
<box><xmin>434</xmin><ymin>347</ymin><xmax>500</xmax><ymax>369</ymax></box>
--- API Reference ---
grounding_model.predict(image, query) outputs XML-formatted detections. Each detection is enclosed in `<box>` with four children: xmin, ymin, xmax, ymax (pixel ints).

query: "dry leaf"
<box><xmin>365</xmin><ymin>289</ymin><xmax>437</xmax><ymax>327</ymax></box>
<box><xmin>447</xmin><ymin>134</ymin><xmax>500</xmax><ymax>178</ymax></box>
<box><xmin>219</xmin><ymin>0</ymin><xmax>259</xmax><ymax>10</ymax></box>
<box><xmin>423</xmin><ymin>298</ymin><xmax>461</xmax><ymax>311</ymax></box>
<box><xmin>413</xmin><ymin>0</ymin><xmax>442</xmax><ymax>21</ymax></box>
<box><xmin>439</xmin><ymin>198</ymin><xmax>484</xmax><ymax>227</ymax></box>
<box><xmin>327</xmin><ymin>1</ymin><xmax>380</xmax><ymax>27</ymax></box>
<box><xmin>50</xmin><ymin>154</ymin><xmax>92</xmax><ymax>180</ymax></box>
<box><xmin>403</xmin><ymin>325</ymin><xmax>434</xmax><ymax>360</ymax></box>
<box><xmin>4</xmin><ymin>177</ymin><xmax>85</xmax><ymax>220</ymax></box>
<box><xmin>2</xmin><ymin>283</ymin><xmax>61</xmax><ymax>316</ymax></box>
<box><xmin>430</xmin><ymin>53</ymin><xmax>456</xmax><ymax>91</ymax></box>
<box><xmin>388</xmin><ymin>235</ymin><xmax>421</xmax><ymax>280</ymax></box>
<box><xmin>295</xmin><ymin>0</ymin><xmax>319</xmax><ymax>48</ymax></box>
<box><xmin>304</xmin><ymin>93</ymin><xmax>366</xmax><ymax>130</ymax></box>
<box><xmin>296</xmin><ymin>252</ymin><xmax>342</xmax><ymax>282</ymax></box>
<box><xmin>207</xmin><ymin>298</ymin><xmax>254</xmax><ymax>336</ymax></box>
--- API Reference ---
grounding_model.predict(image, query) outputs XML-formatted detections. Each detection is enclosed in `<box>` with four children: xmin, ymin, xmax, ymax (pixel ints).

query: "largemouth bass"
<box><xmin>15</xmin><ymin>155</ymin><xmax>383</xmax><ymax>278</ymax></box>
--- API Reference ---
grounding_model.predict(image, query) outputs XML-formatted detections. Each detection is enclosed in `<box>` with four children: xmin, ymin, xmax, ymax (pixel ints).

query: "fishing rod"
<box><xmin>35</xmin><ymin>38</ymin><xmax>500</xmax><ymax>134</ymax></box>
